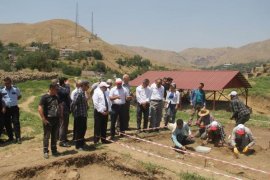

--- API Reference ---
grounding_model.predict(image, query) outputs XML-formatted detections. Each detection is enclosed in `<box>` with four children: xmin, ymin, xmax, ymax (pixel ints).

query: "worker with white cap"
<box><xmin>229</xmin><ymin>91</ymin><xmax>251</xmax><ymax>125</ymax></box>
<box><xmin>230</xmin><ymin>124</ymin><xmax>255</xmax><ymax>156</ymax></box>
<box><xmin>109</xmin><ymin>78</ymin><xmax>131</xmax><ymax>140</ymax></box>
<box><xmin>202</xmin><ymin>120</ymin><xmax>226</xmax><ymax>147</ymax></box>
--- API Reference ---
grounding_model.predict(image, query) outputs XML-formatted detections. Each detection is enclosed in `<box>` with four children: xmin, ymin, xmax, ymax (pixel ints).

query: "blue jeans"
<box><xmin>164</xmin><ymin>104</ymin><xmax>177</xmax><ymax>126</ymax></box>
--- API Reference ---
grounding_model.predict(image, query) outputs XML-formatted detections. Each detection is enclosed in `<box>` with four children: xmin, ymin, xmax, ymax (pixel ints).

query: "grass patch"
<box><xmin>179</xmin><ymin>172</ymin><xmax>210</xmax><ymax>180</ymax></box>
<box><xmin>20</xmin><ymin>111</ymin><xmax>43</xmax><ymax>135</ymax></box>
<box><xmin>249</xmin><ymin>76</ymin><xmax>270</xmax><ymax>98</ymax></box>
<box><xmin>17</xmin><ymin>80</ymin><xmax>51</xmax><ymax>102</ymax></box>
<box><xmin>139</xmin><ymin>161</ymin><xmax>164</xmax><ymax>175</ymax></box>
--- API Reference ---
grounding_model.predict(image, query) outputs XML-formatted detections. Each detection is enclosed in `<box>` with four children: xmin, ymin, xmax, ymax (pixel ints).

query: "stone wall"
<box><xmin>0</xmin><ymin>70</ymin><xmax>59</xmax><ymax>83</ymax></box>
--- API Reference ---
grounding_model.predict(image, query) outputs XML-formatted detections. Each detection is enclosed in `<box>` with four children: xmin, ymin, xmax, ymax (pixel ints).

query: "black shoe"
<box><xmin>5</xmin><ymin>138</ymin><xmax>14</xmax><ymax>143</ymax></box>
<box><xmin>59</xmin><ymin>142</ymin><xmax>71</xmax><ymax>147</ymax></box>
<box><xmin>102</xmin><ymin>140</ymin><xmax>111</xmax><ymax>144</ymax></box>
<box><xmin>52</xmin><ymin>151</ymin><xmax>60</xmax><ymax>157</ymax></box>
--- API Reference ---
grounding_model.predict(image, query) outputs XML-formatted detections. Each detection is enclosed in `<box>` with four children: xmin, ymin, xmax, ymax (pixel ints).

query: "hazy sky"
<box><xmin>0</xmin><ymin>0</ymin><xmax>269</xmax><ymax>51</ymax></box>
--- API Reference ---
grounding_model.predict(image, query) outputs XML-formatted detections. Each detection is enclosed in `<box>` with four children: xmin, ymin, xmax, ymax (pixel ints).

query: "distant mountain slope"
<box><xmin>116</xmin><ymin>39</ymin><xmax>270</xmax><ymax>68</ymax></box>
<box><xmin>115</xmin><ymin>45</ymin><xmax>193</xmax><ymax>69</ymax></box>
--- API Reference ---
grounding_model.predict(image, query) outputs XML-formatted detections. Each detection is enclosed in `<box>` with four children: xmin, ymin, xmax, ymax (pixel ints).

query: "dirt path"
<box><xmin>19</xmin><ymin>96</ymin><xmax>39</xmax><ymax>116</ymax></box>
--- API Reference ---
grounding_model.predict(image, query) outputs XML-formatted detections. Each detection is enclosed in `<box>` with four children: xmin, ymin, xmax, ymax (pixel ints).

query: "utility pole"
<box><xmin>50</xmin><ymin>27</ymin><xmax>53</xmax><ymax>44</ymax></box>
<box><xmin>75</xmin><ymin>1</ymin><xmax>79</xmax><ymax>37</ymax></box>
<box><xmin>91</xmin><ymin>11</ymin><xmax>94</xmax><ymax>36</ymax></box>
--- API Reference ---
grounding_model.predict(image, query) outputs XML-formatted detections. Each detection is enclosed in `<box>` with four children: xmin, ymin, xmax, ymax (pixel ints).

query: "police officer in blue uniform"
<box><xmin>1</xmin><ymin>77</ymin><xmax>22</xmax><ymax>143</ymax></box>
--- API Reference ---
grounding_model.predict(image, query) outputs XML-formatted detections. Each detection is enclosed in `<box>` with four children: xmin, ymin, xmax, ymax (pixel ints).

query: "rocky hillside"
<box><xmin>0</xmin><ymin>19</ymin><xmax>133</xmax><ymax>72</ymax></box>
<box><xmin>116</xmin><ymin>39</ymin><xmax>270</xmax><ymax>68</ymax></box>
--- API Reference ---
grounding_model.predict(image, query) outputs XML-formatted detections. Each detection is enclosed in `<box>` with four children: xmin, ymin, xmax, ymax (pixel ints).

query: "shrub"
<box><xmin>90</xmin><ymin>62</ymin><xmax>107</xmax><ymax>72</ymax></box>
<box><xmin>92</xmin><ymin>50</ymin><xmax>103</xmax><ymax>60</ymax></box>
<box><xmin>62</xmin><ymin>65</ymin><xmax>81</xmax><ymax>76</ymax></box>
<box><xmin>16</xmin><ymin>51</ymin><xmax>52</xmax><ymax>72</ymax></box>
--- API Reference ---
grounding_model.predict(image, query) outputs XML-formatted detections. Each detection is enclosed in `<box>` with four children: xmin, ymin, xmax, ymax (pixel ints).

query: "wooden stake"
<box><xmin>204</xmin><ymin>158</ymin><xmax>207</xmax><ymax>167</ymax></box>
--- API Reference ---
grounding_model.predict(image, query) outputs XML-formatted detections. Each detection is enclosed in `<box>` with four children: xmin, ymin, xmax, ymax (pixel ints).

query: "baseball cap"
<box><xmin>106</xmin><ymin>79</ymin><xmax>113</xmax><ymax>84</ymax></box>
<box><xmin>99</xmin><ymin>82</ymin><xmax>110</xmax><ymax>88</ymax></box>
<box><xmin>236</xmin><ymin>124</ymin><xmax>245</xmax><ymax>135</ymax></box>
<box><xmin>210</xmin><ymin>121</ymin><xmax>218</xmax><ymax>131</ymax></box>
<box><xmin>115</xmin><ymin>78</ymin><xmax>122</xmax><ymax>84</ymax></box>
<box><xmin>229</xmin><ymin>91</ymin><xmax>237</xmax><ymax>96</ymax></box>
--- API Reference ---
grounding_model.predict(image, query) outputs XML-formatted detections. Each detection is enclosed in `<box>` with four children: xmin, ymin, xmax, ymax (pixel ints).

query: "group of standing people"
<box><xmin>0</xmin><ymin>74</ymin><xmax>254</xmax><ymax>159</ymax></box>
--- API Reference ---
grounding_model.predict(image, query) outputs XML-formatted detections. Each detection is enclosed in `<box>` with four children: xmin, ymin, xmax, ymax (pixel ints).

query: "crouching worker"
<box><xmin>38</xmin><ymin>83</ymin><xmax>62</xmax><ymax>159</ymax></box>
<box><xmin>171</xmin><ymin>119</ymin><xmax>194</xmax><ymax>151</ymax></box>
<box><xmin>195</xmin><ymin>108</ymin><xmax>214</xmax><ymax>139</ymax></box>
<box><xmin>202</xmin><ymin>121</ymin><xmax>226</xmax><ymax>147</ymax></box>
<box><xmin>230</xmin><ymin>124</ymin><xmax>255</xmax><ymax>156</ymax></box>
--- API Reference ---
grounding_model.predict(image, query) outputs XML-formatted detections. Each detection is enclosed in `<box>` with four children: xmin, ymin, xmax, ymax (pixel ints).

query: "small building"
<box><xmin>24</xmin><ymin>46</ymin><xmax>40</xmax><ymax>52</ymax></box>
<box><xmin>60</xmin><ymin>48</ymin><xmax>75</xmax><ymax>57</ymax></box>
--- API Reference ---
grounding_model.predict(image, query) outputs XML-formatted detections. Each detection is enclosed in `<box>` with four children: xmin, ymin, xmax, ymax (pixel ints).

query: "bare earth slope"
<box><xmin>116</xmin><ymin>39</ymin><xmax>270</xmax><ymax>68</ymax></box>
<box><xmin>0</xmin><ymin>19</ymin><xmax>132</xmax><ymax>72</ymax></box>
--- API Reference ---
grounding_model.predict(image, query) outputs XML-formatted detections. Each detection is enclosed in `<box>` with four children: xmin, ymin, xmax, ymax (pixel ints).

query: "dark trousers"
<box><xmin>164</xmin><ymin>104</ymin><xmax>177</xmax><ymax>126</ymax></box>
<box><xmin>43</xmin><ymin>117</ymin><xmax>59</xmax><ymax>153</ymax></box>
<box><xmin>74</xmin><ymin>116</ymin><xmax>87</xmax><ymax>149</ymax></box>
<box><xmin>94</xmin><ymin>110</ymin><xmax>108</xmax><ymax>143</ymax></box>
<box><xmin>123</xmin><ymin>101</ymin><xmax>130</xmax><ymax>130</ymax></box>
<box><xmin>0</xmin><ymin>113</ymin><xmax>4</xmax><ymax>137</ymax></box>
<box><xmin>110</xmin><ymin>104</ymin><xmax>125</xmax><ymax>138</ymax></box>
<box><xmin>236</xmin><ymin>114</ymin><xmax>250</xmax><ymax>125</ymax></box>
<box><xmin>59</xmin><ymin>112</ymin><xmax>70</xmax><ymax>142</ymax></box>
<box><xmin>4</xmin><ymin>106</ymin><xmax>20</xmax><ymax>140</ymax></box>
<box><xmin>73</xmin><ymin>116</ymin><xmax>76</xmax><ymax>141</ymax></box>
<box><xmin>136</xmin><ymin>103</ymin><xmax>149</xmax><ymax>130</ymax></box>
<box><xmin>176</xmin><ymin>135</ymin><xmax>195</xmax><ymax>146</ymax></box>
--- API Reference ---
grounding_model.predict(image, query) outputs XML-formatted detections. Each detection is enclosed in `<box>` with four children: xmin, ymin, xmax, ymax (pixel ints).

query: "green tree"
<box><xmin>16</xmin><ymin>51</ymin><xmax>52</xmax><ymax>71</ymax></box>
<box><xmin>0</xmin><ymin>40</ymin><xmax>4</xmax><ymax>52</ymax></box>
<box><xmin>92</xmin><ymin>50</ymin><xmax>103</xmax><ymax>60</ymax></box>
<box><xmin>91</xmin><ymin>62</ymin><xmax>107</xmax><ymax>72</ymax></box>
<box><xmin>47</xmin><ymin>49</ymin><xmax>59</xmax><ymax>60</ymax></box>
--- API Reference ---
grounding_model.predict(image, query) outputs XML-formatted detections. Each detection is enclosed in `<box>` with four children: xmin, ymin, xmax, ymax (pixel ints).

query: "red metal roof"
<box><xmin>129</xmin><ymin>70</ymin><xmax>251</xmax><ymax>91</ymax></box>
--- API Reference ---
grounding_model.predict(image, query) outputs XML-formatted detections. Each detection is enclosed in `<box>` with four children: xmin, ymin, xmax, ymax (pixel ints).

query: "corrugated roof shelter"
<box><xmin>130</xmin><ymin>70</ymin><xmax>251</xmax><ymax>110</ymax></box>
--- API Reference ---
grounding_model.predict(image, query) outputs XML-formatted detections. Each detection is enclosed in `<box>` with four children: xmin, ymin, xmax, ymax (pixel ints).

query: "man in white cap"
<box><xmin>109</xmin><ymin>78</ymin><xmax>131</xmax><ymax>139</ymax></box>
<box><xmin>171</xmin><ymin>119</ymin><xmax>194</xmax><ymax>151</ymax></box>
<box><xmin>230</xmin><ymin>124</ymin><xmax>255</xmax><ymax>156</ymax></box>
<box><xmin>229</xmin><ymin>91</ymin><xmax>251</xmax><ymax>125</ymax></box>
<box><xmin>92</xmin><ymin>82</ymin><xmax>111</xmax><ymax>144</ymax></box>
<box><xmin>202</xmin><ymin>120</ymin><xmax>226</xmax><ymax>147</ymax></box>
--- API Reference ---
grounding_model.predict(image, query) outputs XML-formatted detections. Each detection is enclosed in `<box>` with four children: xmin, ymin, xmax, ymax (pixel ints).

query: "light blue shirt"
<box><xmin>171</xmin><ymin>122</ymin><xmax>191</xmax><ymax>148</ymax></box>
<box><xmin>1</xmin><ymin>86</ymin><xmax>21</xmax><ymax>107</ymax></box>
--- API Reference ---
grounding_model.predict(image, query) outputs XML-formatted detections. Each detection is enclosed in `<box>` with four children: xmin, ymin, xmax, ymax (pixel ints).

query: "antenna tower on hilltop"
<box><xmin>91</xmin><ymin>11</ymin><xmax>94</xmax><ymax>35</ymax></box>
<box><xmin>75</xmin><ymin>1</ymin><xmax>79</xmax><ymax>37</ymax></box>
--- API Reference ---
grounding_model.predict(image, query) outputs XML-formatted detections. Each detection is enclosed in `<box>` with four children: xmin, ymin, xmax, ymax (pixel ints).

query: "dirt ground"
<box><xmin>1</xmin><ymin>95</ymin><xmax>270</xmax><ymax>180</ymax></box>
<box><xmin>1</xmin><ymin>122</ymin><xmax>270</xmax><ymax>180</ymax></box>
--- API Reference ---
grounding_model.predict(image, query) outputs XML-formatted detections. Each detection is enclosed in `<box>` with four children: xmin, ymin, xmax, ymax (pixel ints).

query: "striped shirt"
<box><xmin>230</xmin><ymin>96</ymin><xmax>250</xmax><ymax>119</ymax></box>
<box><xmin>72</xmin><ymin>88</ymin><xmax>88</xmax><ymax>117</ymax></box>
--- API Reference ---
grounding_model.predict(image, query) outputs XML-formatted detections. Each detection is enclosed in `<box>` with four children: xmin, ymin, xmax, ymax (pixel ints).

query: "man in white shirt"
<box><xmin>92</xmin><ymin>82</ymin><xmax>111</xmax><ymax>144</ymax></box>
<box><xmin>70</xmin><ymin>79</ymin><xmax>81</xmax><ymax>141</ymax></box>
<box><xmin>122</xmin><ymin>74</ymin><xmax>132</xmax><ymax>130</ymax></box>
<box><xmin>149</xmin><ymin>79</ymin><xmax>164</xmax><ymax>130</ymax></box>
<box><xmin>136</xmin><ymin>79</ymin><xmax>151</xmax><ymax>132</ymax></box>
<box><xmin>109</xmin><ymin>78</ymin><xmax>131</xmax><ymax>139</ymax></box>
